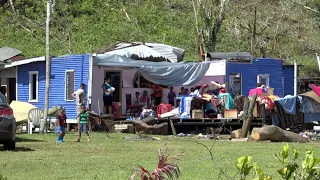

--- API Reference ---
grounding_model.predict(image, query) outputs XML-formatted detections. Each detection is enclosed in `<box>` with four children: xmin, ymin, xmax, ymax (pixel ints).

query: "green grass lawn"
<box><xmin>0</xmin><ymin>133</ymin><xmax>320</xmax><ymax>180</ymax></box>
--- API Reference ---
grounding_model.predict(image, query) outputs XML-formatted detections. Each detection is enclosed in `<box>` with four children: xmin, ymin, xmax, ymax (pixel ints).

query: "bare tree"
<box><xmin>41</xmin><ymin>0</ymin><xmax>52</xmax><ymax>133</ymax></box>
<box><xmin>193</xmin><ymin>0</ymin><xmax>230</xmax><ymax>53</ymax></box>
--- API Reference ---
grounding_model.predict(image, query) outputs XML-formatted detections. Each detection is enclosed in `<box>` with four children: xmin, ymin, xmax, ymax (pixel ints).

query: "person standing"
<box><xmin>151</xmin><ymin>84</ymin><xmax>163</xmax><ymax>106</ymax></box>
<box><xmin>102</xmin><ymin>77</ymin><xmax>113</xmax><ymax>114</ymax></box>
<box><xmin>76</xmin><ymin>104</ymin><xmax>91</xmax><ymax>142</ymax></box>
<box><xmin>71</xmin><ymin>83</ymin><xmax>86</xmax><ymax>120</ymax></box>
<box><xmin>55</xmin><ymin>107</ymin><xmax>67</xmax><ymax>143</ymax></box>
<box><xmin>0</xmin><ymin>86</ymin><xmax>6</xmax><ymax>99</ymax></box>
<box><xmin>167</xmin><ymin>86</ymin><xmax>176</xmax><ymax>107</ymax></box>
<box><xmin>178</xmin><ymin>87</ymin><xmax>184</xmax><ymax>96</ymax></box>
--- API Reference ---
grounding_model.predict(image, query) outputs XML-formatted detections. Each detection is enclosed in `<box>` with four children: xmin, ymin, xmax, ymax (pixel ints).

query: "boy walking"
<box><xmin>56</xmin><ymin>107</ymin><xmax>67</xmax><ymax>143</ymax></box>
<box><xmin>77</xmin><ymin>104</ymin><xmax>91</xmax><ymax>142</ymax></box>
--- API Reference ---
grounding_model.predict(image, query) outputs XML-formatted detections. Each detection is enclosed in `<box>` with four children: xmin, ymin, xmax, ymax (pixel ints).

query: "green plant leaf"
<box><xmin>293</xmin><ymin>149</ymin><xmax>299</xmax><ymax>160</ymax></box>
<box><xmin>237</xmin><ymin>156</ymin><xmax>247</xmax><ymax>171</ymax></box>
<box><xmin>281</xmin><ymin>144</ymin><xmax>289</xmax><ymax>160</ymax></box>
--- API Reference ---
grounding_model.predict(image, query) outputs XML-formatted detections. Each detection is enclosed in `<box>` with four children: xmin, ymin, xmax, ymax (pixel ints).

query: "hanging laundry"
<box><xmin>179</xmin><ymin>96</ymin><xmax>192</xmax><ymax>118</ymax></box>
<box><xmin>310</xmin><ymin>84</ymin><xmax>320</xmax><ymax>97</ymax></box>
<box><xmin>276</xmin><ymin>95</ymin><xmax>301</xmax><ymax>115</ymax></box>
<box><xmin>218</xmin><ymin>93</ymin><xmax>234</xmax><ymax>110</ymax></box>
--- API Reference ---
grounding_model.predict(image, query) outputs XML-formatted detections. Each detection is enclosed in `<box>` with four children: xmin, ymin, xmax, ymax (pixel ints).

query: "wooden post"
<box><xmin>41</xmin><ymin>0</ymin><xmax>51</xmax><ymax>133</ymax></box>
<box><xmin>169</xmin><ymin>117</ymin><xmax>177</xmax><ymax>136</ymax></box>
<box><xmin>261</xmin><ymin>105</ymin><xmax>266</xmax><ymax>126</ymax></box>
<box><xmin>240</xmin><ymin>94</ymin><xmax>257</xmax><ymax>138</ymax></box>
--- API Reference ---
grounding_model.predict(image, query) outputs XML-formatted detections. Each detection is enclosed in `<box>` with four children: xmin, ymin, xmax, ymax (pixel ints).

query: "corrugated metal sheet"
<box><xmin>0</xmin><ymin>47</ymin><xmax>22</xmax><ymax>62</ymax></box>
<box><xmin>208</xmin><ymin>52</ymin><xmax>253</xmax><ymax>61</ymax></box>
<box><xmin>105</xmin><ymin>44</ymin><xmax>165</xmax><ymax>60</ymax></box>
<box><xmin>145</xmin><ymin>43</ymin><xmax>185</xmax><ymax>63</ymax></box>
<box><xmin>17</xmin><ymin>61</ymin><xmax>46</xmax><ymax>107</ymax></box>
<box><xmin>283</xmin><ymin>66</ymin><xmax>294</xmax><ymax>96</ymax></box>
<box><xmin>17</xmin><ymin>54</ymin><xmax>90</xmax><ymax>119</ymax></box>
<box><xmin>226</xmin><ymin>58</ymin><xmax>284</xmax><ymax>97</ymax></box>
<box><xmin>49</xmin><ymin>54</ymin><xmax>90</xmax><ymax>119</ymax></box>
<box><xmin>99</xmin><ymin>42</ymin><xmax>185</xmax><ymax>63</ymax></box>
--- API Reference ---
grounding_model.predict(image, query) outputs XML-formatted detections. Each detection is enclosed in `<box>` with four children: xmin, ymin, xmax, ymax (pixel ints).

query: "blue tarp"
<box><xmin>93</xmin><ymin>54</ymin><xmax>211</xmax><ymax>86</ymax></box>
<box><xmin>276</xmin><ymin>95</ymin><xmax>301</xmax><ymax>115</ymax></box>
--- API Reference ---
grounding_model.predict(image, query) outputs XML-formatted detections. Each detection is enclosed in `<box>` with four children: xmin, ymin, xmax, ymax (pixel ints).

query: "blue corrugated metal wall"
<box><xmin>226</xmin><ymin>58</ymin><xmax>284</xmax><ymax>97</ymax></box>
<box><xmin>17</xmin><ymin>61</ymin><xmax>46</xmax><ymax>107</ymax></box>
<box><xmin>50</xmin><ymin>54</ymin><xmax>90</xmax><ymax>119</ymax></box>
<box><xmin>283</xmin><ymin>66</ymin><xmax>294</xmax><ymax>96</ymax></box>
<box><xmin>17</xmin><ymin>54</ymin><xmax>90</xmax><ymax>119</ymax></box>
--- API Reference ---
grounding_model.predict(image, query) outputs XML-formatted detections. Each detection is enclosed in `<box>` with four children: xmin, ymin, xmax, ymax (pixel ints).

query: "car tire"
<box><xmin>3</xmin><ymin>140</ymin><xmax>15</xmax><ymax>151</ymax></box>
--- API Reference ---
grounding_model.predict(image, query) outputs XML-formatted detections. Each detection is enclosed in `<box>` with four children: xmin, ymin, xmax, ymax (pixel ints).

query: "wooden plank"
<box><xmin>169</xmin><ymin>118</ymin><xmax>177</xmax><ymax>136</ymax></box>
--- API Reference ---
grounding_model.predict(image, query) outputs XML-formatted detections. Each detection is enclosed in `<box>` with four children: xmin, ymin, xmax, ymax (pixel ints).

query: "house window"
<box><xmin>257</xmin><ymin>74</ymin><xmax>270</xmax><ymax>87</ymax></box>
<box><xmin>65</xmin><ymin>70</ymin><xmax>75</xmax><ymax>101</ymax></box>
<box><xmin>229</xmin><ymin>73</ymin><xmax>242</xmax><ymax>97</ymax></box>
<box><xmin>28</xmin><ymin>71</ymin><xmax>38</xmax><ymax>102</ymax></box>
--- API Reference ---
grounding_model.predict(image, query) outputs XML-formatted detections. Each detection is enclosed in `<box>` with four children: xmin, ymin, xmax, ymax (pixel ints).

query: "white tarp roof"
<box><xmin>94</xmin><ymin>54</ymin><xmax>210</xmax><ymax>86</ymax></box>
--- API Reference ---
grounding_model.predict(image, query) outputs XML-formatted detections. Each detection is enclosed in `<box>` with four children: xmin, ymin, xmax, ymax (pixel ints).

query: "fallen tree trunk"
<box><xmin>251</xmin><ymin>125</ymin><xmax>308</xmax><ymax>143</ymax></box>
<box><xmin>132</xmin><ymin>120</ymin><xmax>168</xmax><ymax>135</ymax></box>
<box><xmin>88</xmin><ymin>111</ymin><xmax>115</xmax><ymax>132</ymax></box>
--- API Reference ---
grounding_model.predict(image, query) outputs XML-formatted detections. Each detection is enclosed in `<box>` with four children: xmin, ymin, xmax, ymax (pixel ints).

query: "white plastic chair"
<box><xmin>27</xmin><ymin>108</ymin><xmax>44</xmax><ymax>134</ymax></box>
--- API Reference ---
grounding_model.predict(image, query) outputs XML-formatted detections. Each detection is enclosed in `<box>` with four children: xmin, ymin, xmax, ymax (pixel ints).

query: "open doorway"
<box><xmin>228</xmin><ymin>73</ymin><xmax>242</xmax><ymax>98</ymax></box>
<box><xmin>105</xmin><ymin>71</ymin><xmax>122</xmax><ymax>102</ymax></box>
<box><xmin>6</xmin><ymin>78</ymin><xmax>16</xmax><ymax>104</ymax></box>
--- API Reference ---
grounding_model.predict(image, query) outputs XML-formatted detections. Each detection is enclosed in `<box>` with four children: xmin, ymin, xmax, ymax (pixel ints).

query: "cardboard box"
<box><xmin>224</xmin><ymin>109</ymin><xmax>238</xmax><ymax>119</ymax></box>
<box><xmin>262</xmin><ymin>87</ymin><xmax>274</xmax><ymax>97</ymax></box>
<box><xmin>192</xmin><ymin>109</ymin><xmax>203</xmax><ymax>119</ymax></box>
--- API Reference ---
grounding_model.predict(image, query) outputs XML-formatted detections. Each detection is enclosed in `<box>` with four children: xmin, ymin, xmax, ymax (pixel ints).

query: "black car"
<box><xmin>0</xmin><ymin>92</ymin><xmax>16</xmax><ymax>150</ymax></box>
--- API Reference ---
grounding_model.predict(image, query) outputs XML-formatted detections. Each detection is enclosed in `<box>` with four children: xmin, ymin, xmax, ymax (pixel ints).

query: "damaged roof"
<box><xmin>0</xmin><ymin>46</ymin><xmax>22</xmax><ymax>62</ymax></box>
<box><xmin>94</xmin><ymin>42</ymin><xmax>185</xmax><ymax>63</ymax></box>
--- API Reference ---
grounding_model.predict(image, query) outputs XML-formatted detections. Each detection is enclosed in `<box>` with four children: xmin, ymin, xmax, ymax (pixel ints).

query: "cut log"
<box><xmin>88</xmin><ymin>111</ymin><xmax>115</xmax><ymax>132</ymax></box>
<box><xmin>231</xmin><ymin>129</ymin><xmax>244</xmax><ymax>139</ymax></box>
<box><xmin>251</xmin><ymin>125</ymin><xmax>308</xmax><ymax>143</ymax></box>
<box><xmin>231</xmin><ymin>138</ymin><xmax>248</xmax><ymax>142</ymax></box>
<box><xmin>132</xmin><ymin>120</ymin><xmax>168</xmax><ymax>135</ymax></box>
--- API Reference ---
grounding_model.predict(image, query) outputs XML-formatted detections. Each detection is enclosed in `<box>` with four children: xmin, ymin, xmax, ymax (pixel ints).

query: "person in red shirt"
<box><xmin>55</xmin><ymin>107</ymin><xmax>67</xmax><ymax>143</ymax></box>
<box><xmin>151</xmin><ymin>84</ymin><xmax>163</xmax><ymax>106</ymax></box>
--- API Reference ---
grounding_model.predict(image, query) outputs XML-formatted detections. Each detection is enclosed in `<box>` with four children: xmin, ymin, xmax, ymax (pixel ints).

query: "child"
<box><xmin>77</xmin><ymin>104</ymin><xmax>91</xmax><ymax>142</ymax></box>
<box><xmin>56</xmin><ymin>107</ymin><xmax>67</xmax><ymax>143</ymax></box>
<box><xmin>178</xmin><ymin>87</ymin><xmax>185</xmax><ymax>96</ymax></box>
<box><xmin>149</xmin><ymin>94</ymin><xmax>156</xmax><ymax>108</ymax></box>
<box><xmin>133</xmin><ymin>92</ymin><xmax>141</xmax><ymax>105</ymax></box>
<box><xmin>167</xmin><ymin>86</ymin><xmax>176</xmax><ymax>107</ymax></box>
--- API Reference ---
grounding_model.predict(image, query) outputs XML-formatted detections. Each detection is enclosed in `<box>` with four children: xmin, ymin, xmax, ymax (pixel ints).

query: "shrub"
<box><xmin>130</xmin><ymin>148</ymin><xmax>184</xmax><ymax>180</ymax></box>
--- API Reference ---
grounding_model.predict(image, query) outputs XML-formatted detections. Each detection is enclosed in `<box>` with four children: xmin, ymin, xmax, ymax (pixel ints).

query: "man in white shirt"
<box><xmin>72</xmin><ymin>83</ymin><xmax>86</xmax><ymax>116</ymax></box>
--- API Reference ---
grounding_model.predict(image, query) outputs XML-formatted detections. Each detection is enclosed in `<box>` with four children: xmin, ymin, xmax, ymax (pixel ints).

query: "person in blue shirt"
<box><xmin>102</xmin><ymin>77</ymin><xmax>113</xmax><ymax>114</ymax></box>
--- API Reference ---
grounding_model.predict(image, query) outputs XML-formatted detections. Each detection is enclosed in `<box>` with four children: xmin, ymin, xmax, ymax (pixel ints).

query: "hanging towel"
<box><xmin>218</xmin><ymin>93</ymin><xmax>234</xmax><ymax>110</ymax></box>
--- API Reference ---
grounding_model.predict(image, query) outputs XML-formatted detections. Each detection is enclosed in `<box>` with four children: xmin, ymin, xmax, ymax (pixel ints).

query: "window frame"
<box><xmin>257</xmin><ymin>74</ymin><xmax>270</xmax><ymax>87</ymax></box>
<box><xmin>65</xmin><ymin>70</ymin><xmax>75</xmax><ymax>101</ymax></box>
<box><xmin>28</xmin><ymin>71</ymin><xmax>39</xmax><ymax>103</ymax></box>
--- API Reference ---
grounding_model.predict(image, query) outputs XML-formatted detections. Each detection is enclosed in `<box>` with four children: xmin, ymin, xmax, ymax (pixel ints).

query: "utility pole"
<box><xmin>41</xmin><ymin>0</ymin><xmax>52</xmax><ymax>133</ymax></box>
